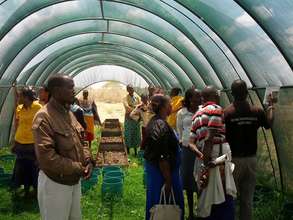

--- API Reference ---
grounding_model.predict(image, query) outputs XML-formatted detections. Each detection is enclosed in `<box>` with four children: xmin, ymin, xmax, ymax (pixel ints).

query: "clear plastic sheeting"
<box><xmin>73</xmin><ymin>65</ymin><xmax>149</xmax><ymax>93</ymax></box>
<box><xmin>180</xmin><ymin>0</ymin><xmax>293</xmax><ymax>86</ymax></box>
<box><xmin>271</xmin><ymin>88</ymin><xmax>293</xmax><ymax>193</ymax></box>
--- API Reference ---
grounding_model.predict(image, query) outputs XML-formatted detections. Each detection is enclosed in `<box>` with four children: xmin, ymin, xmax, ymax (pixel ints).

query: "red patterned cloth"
<box><xmin>190</xmin><ymin>101</ymin><xmax>226</xmax><ymax>147</ymax></box>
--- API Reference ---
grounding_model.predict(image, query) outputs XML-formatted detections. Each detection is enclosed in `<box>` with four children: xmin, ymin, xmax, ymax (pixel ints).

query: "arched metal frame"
<box><xmin>47</xmin><ymin>54</ymin><xmax>169</xmax><ymax>88</ymax></box>
<box><xmin>70</xmin><ymin>63</ymin><xmax>155</xmax><ymax>88</ymax></box>
<box><xmin>34</xmin><ymin>45</ymin><xmax>181</xmax><ymax>88</ymax></box>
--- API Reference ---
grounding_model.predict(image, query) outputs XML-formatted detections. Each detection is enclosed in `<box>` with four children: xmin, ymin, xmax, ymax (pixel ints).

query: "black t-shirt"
<box><xmin>144</xmin><ymin>115</ymin><xmax>178</xmax><ymax>169</ymax></box>
<box><xmin>224</xmin><ymin>101</ymin><xmax>270</xmax><ymax>157</ymax></box>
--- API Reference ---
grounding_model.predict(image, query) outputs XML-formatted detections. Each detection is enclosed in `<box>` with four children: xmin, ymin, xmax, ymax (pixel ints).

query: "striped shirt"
<box><xmin>190</xmin><ymin>102</ymin><xmax>226</xmax><ymax>148</ymax></box>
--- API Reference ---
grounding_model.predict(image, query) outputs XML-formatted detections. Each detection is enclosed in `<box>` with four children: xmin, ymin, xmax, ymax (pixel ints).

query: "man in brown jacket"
<box><xmin>32</xmin><ymin>75</ymin><xmax>94</xmax><ymax>220</ymax></box>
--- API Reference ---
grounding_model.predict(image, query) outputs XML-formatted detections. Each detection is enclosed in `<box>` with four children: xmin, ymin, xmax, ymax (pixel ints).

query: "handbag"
<box><xmin>149</xmin><ymin>185</ymin><xmax>182</xmax><ymax>220</ymax></box>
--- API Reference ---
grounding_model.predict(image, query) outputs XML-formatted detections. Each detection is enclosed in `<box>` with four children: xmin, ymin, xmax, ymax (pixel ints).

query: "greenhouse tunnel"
<box><xmin>0</xmin><ymin>0</ymin><xmax>293</xmax><ymax>197</ymax></box>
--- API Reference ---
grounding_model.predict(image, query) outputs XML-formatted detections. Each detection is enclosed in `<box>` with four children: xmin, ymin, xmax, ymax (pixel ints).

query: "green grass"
<box><xmin>0</xmin><ymin>132</ymin><xmax>290</xmax><ymax>220</ymax></box>
<box><xmin>0</xmin><ymin>150</ymin><xmax>145</xmax><ymax>220</ymax></box>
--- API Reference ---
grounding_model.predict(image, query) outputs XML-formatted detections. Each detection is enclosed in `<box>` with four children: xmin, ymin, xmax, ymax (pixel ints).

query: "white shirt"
<box><xmin>176</xmin><ymin>107</ymin><xmax>195</xmax><ymax>147</ymax></box>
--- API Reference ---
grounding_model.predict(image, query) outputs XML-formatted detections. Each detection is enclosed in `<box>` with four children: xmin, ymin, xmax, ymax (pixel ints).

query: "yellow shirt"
<box><xmin>15</xmin><ymin>101</ymin><xmax>42</xmax><ymax>144</ymax></box>
<box><xmin>167</xmin><ymin>96</ymin><xmax>183</xmax><ymax>129</ymax></box>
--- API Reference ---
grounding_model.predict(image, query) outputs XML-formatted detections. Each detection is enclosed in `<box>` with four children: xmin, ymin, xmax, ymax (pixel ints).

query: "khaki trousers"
<box><xmin>38</xmin><ymin>171</ymin><xmax>82</xmax><ymax>220</ymax></box>
<box><xmin>232</xmin><ymin>157</ymin><xmax>257</xmax><ymax>220</ymax></box>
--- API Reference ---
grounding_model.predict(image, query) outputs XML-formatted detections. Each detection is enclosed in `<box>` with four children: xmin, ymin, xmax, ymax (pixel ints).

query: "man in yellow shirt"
<box><xmin>167</xmin><ymin>88</ymin><xmax>183</xmax><ymax>129</ymax></box>
<box><xmin>12</xmin><ymin>87</ymin><xmax>42</xmax><ymax>198</ymax></box>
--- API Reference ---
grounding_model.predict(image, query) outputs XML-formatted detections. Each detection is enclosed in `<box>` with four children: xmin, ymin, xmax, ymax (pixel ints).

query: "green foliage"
<box><xmin>0</xmin><ymin>143</ymin><xmax>289</xmax><ymax>220</ymax></box>
<box><xmin>253</xmin><ymin>186</ymin><xmax>283</xmax><ymax>220</ymax></box>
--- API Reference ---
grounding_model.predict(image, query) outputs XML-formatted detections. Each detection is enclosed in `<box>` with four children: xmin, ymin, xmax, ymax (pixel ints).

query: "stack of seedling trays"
<box><xmin>96</xmin><ymin>119</ymin><xmax>129</xmax><ymax>167</ymax></box>
<box><xmin>101</xmin><ymin>119</ymin><xmax>122</xmax><ymax>137</ymax></box>
<box><xmin>101</xmin><ymin>166</ymin><xmax>124</xmax><ymax>200</ymax></box>
<box><xmin>0</xmin><ymin>154</ymin><xmax>15</xmax><ymax>187</ymax></box>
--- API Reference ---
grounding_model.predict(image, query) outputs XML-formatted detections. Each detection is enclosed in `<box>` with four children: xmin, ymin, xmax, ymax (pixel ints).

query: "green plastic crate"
<box><xmin>102</xmin><ymin>166</ymin><xmax>122</xmax><ymax>176</ymax></box>
<box><xmin>102</xmin><ymin>177</ymin><xmax>123</xmax><ymax>199</ymax></box>
<box><xmin>104</xmin><ymin>171</ymin><xmax>124</xmax><ymax>181</ymax></box>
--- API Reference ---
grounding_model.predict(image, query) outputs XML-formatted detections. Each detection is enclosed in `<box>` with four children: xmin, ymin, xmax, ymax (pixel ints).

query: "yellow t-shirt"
<box><xmin>15</xmin><ymin>101</ymin><xmax>42</xmax><ymax>144</ymax></box>
<box><xmin>167</xmin><ymin>96</ymin><xmax>183</xmax><ymax>129</ymax></box>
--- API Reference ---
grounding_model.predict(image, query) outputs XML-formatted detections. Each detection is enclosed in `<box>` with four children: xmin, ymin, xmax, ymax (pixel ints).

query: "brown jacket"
<box><xmin>32</xmin><ymin>98</ymin><xmax>92</xmax><ymax>185</ymax></box>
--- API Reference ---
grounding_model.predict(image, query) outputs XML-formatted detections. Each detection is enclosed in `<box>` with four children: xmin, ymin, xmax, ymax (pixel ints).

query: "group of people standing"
<box><xmin>9</xmin><ymin>75</ymin><xmax>275</xmax><ymax>220</ymax></box>
<box><xmin>142</xmin><ymin>80</ymin><xmax>274</xmax><ymax>220</ymax></box>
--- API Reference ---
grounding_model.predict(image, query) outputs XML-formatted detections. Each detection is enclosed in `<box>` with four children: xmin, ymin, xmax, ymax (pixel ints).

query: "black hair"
<box><xmin>21</xmin><ymin>86</ymin><xmax>37</xmax><ymax>101</ymax></box>
<box><xmin>231</xmin><ymin>79</ymin><xmax>248</xmax><ymax>101</ymax></box>
<box><xmin>170</xmin><ymin>87</ymin><xmax>182</xmax><ymax>96</ymax></box>
<box><xmin>182</xmin><ymin>88</ymin><xmax>200</xmax><ymax>109</ymax></box>
<box><xmin>150</xmin><ymin>95</ymin><xmax>170</xmax><ymax>114</ymax></box>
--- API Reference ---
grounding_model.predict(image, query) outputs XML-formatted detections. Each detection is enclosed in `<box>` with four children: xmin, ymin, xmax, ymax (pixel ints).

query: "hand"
<box><xmin>189</xmin><ymin>143</ymin><xmax>203</xmax><ymax>159</ymax></box>
<box><xmin>137</xmin><ymin>103</ymin><xmax>144</xmax><ymax>109</ymax></box>
<box><xmin>197</xmin><ymin>151</ymin><xmax>204</xmax><ymax>160</ymax></box>
<box><xmin>165</xmin><ymin>180</ymin><xmax>172</xmax><ymax>196</ymax></box>
<box><xmin>207</xmin><ymin>160</ymin><xmax>217</xmax><ymax>168</ymax></box>
<box><xmin>83</xmin><ymin>163</ymin><xmax>93</xmax><ymax>180</ymax></box>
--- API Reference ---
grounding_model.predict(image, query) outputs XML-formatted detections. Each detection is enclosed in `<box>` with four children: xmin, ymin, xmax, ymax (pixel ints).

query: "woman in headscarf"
<box><xmin>11</xmin><ymin>87</ymin><xmax>42</xmax><ymax>198</ymax></box>
<box><xmin>123</xmin><ymin>85</ymin><xmax>141</xmax><ymax>155</ymax></box>
<box><xmin>144</xmin><ymin>94</ymin><xmax>184</xmax><ymax>220</ymax></box>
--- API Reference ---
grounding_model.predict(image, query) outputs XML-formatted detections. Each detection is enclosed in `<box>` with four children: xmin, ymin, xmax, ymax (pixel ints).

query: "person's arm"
<box><xmin>189</xmin><ymin>136</ymin><xmax>203</xmax><ymax>159</ymax></box>
<box><xmin>92</xmin><ymin>101</ymin><xmax>101</xmax><ymax>125</ymax></box>
<box><xmin>12</xmin><ymin>83</ymin><xmax>19</xmax><ymax>131</ymax></box>
<box><xmin>204</xmin><ymin>108</ymin><xmax>223</xmax><ymax>166</ymax></box>
<box><xmin>75</xmin><ymin>109</ymin><xmax>87</xmax><ymax>130</ymax></box>
<box><xmin>265</xmin><ymin>94</ymin><xmax>274</xmax><ymax>127</ymax></box>
<box><xmin>176</xmin><ymin>111</ymin><xmax>183</xmax><ymax>143</ymax></box>
<box><xmin>130</xmin><ymin>105</ymin><xmax>142</xmax><ymax>121</ymax></box>
<box><xmin>14</xmin><ymin>106</ymin><xmax>19</xmax><ymax>132</ymax></box>
<box><xmin>80</xmin><ymin>129</ymin><xmax>94</xmax><ymax>180</ymax></box>
<box><xmin>189</xmin><ymin>116</ymin><xmax>204</xmax><ymax>158</ymax></box>
<box><xmin>123</xmin><ymin>97</ymin><xmax>134</xmax><ymax>114</ymax></box>
<box><xmin>32</xmin><ymin>114</ymin><xmax>84</xmax><ymax>176</ymax></box>
<box><xmin>152</xmin><ymin>120</ymin><xmax>172</xmax><ymax>193</ymax></box>
<box><xmin>159</xmin><ymin>160</ymin><xmax>172</xmax><ymax>193</ymax></box>
<box><xmin>203</xmin><ymin>129</ymin><xmax>217</xmax><ymax>166</ymax></box>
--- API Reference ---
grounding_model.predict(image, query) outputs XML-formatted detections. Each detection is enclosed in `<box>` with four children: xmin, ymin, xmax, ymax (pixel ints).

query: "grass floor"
<box><xmin>0</xmin><ymin>146</ymin><xmax>289</xmax><ymax>220</ymax></box>
<box><xmin>0</xmin><ymin>147</ymin><xmax>146</xmax><ymax>220</ymax></box>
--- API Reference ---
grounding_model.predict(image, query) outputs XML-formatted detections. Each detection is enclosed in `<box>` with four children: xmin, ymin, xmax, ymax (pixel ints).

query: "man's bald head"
<box><xmin>201</xmin><ymin>85</ymin><xmax>220</xmax><ymax>104</ymax></box>
<box><xmin>47</xmin><ymin>75</ymin><xmax>75</xmax><ymax>105</ymax></box>
<box><xmin>47</xmin><ymin>75</ymin><xmax>73</xmax><ymax>93</ymax></box>
<box><xmin>231</xmin><ymin>79</ymin><xmax>248</xmax><ymax>101</ymax></box>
